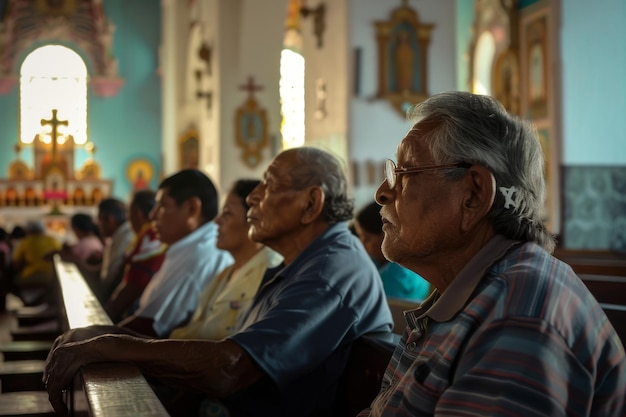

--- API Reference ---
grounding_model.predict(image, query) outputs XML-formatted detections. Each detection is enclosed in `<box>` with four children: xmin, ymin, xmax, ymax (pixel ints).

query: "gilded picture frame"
<box><xmin>373</xmin><ymin>1</ymin><xmax>435</xmax><ymax>117</ymax></box>
<box><xmin>178</xmin><ymin>128</ymin><xmax>200</xmax><ymax>170</ymax></box>
<box><xmin>235</xmin><ymin>97</ymin><xmax>268</xmax><ymax>168</ymax></box>
<box><xmin>522</xmin><ymin>10</ymin><xmax>549</xmax><ymax>119</ymax></box>
<box><xmin>493</xmin><ymin>48</ymin><xmax>521</xmax><ymax>115</ymax></box>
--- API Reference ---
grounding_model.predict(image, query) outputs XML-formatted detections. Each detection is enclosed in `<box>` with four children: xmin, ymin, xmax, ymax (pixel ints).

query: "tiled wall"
<box><xmin>562</xmin><ymin>166</ymin><xmax>626</xmax><ymax>251</ymax></box>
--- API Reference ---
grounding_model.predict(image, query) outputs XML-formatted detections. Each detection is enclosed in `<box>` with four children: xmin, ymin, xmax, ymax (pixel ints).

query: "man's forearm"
<box><xmin>92</xmin><ymin>335</ymin><xmax>264</xmax><ymax>398</ymax></box>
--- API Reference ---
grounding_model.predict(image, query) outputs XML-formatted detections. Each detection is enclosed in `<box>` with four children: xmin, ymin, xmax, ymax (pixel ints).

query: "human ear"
<box><xmin>186</xmin><ymin>196</ymin><xmax>203</xmax><ymax>219</ymax></box>
<box><xmin>301</xmin><ymin>186</ymin><xmax>325</xmax><ymax>224</ymax></box>
<box><xmin>460</xmin><ymin>165</ymin><xmax>496</xmax><ymax>233</ymax></box>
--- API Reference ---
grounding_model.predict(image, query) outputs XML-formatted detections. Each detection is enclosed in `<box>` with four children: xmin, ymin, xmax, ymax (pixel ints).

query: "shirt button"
<box><xmin>406</xmin><ymin>342</ymin><xmax>417</xmax><ymax>351</ymax></box>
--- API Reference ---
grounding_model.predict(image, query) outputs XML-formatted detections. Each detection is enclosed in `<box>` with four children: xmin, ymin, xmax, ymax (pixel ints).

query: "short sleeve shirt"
<box><xmin>228</xmin><ymin>222</ymin><xmax>394</xmax><ymax>417</ymax></box>
<box><xmin>360</xmin><ymin>235</ymin><xmax>626</xmax><ymax>417</ymax></box>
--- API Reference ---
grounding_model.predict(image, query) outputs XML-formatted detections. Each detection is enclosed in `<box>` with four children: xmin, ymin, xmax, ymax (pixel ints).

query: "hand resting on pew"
<box><xmin>43</xmin><ymin>331</ymin><xmax>264</xmax><ymax>416</ymax></box>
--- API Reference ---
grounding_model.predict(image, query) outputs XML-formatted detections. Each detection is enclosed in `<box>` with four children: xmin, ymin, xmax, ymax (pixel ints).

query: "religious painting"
<box><xmin>126</xmin><ymin>158</ymin><xmax>154</xmax><ymax>192</ymax></box>
<box><xmin>522</xmin><ymin>11</ymin><xmax>549</xmax><ymax>119</ymax></box>
<box><xmin>235</xmin><ymin>77</ymin><xmax>268</xmax><ymax>168</ymax></box>
<box><xmin>78</xmin><ymin>160</ymin><xmax>101</xmax><ymax>180</ymax></box>
<box><xmin>373</xmin><ymin>1</ymin><xmax>435</xmax><ymax>118</ymax></box>
<box><xmin>235</xmin><ymin>101</ymin><xmax>268</xmax><ymax>168</ymax></box>
<box><xmin>179</xmin><ymin>128</ymin><xmax>200</xmax><ymax>170</ymax></box>
<box><xmin>493</xmin><ymin>48</ymin><xmax>521</xmax><ymax>115</ymax></box>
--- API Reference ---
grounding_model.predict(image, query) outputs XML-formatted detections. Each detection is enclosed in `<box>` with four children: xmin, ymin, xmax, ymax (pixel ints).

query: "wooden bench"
<box><xmin>554</xmin><ymin>248</ymin><xmax>626</xmax><ymax>346</ymax></box>
<box><xmin>553</xmin><ymin>248</ymin><xmax>626</xmax><ymax>277</ymax></box>
<box><xmin>332</xmin><ymin>334</ymin><xmax>397</xmax><ymax>417</ymax></box>
<box><xmin>0</xmin><ymin>359</ymin><xmax>46</xmax><ymax>392</ymax></box>
<box><xmin>14</xmin><ymin>304</ymin><xmax>59</xmax><ymax>327</ymax></box>
<box><xmin>0</xmin><ymin>340</ymin><xmax>53</xmax><ymax>361</ymax></box>
<box><xmin>53</xmin><ymin>256</ymin><xmax>171</xmax><ymax>416</ymax></box>
<box><xmin>0</xmin><ymin>257</ymin><xmax>170</xmax><ymax>417</ymax></box>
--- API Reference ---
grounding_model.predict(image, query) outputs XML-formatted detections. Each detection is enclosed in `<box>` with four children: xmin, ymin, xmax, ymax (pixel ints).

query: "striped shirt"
<box><xmin>360</xmin><ymin>235</ymin><xmax>626</xmax><ymax>417</ymax></box>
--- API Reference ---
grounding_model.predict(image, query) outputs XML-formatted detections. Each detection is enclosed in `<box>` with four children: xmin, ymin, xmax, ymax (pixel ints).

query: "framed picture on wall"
<box><xmin>372</xmin><ymin>1</ymin><xmax>435</xmax><ymax>118</ymax></box>
<box><xmin>493</xmin><ymin>48</ymin><xmax>521</xmax><ymax>115</ymax></box>
<box><xmin>178</xmin><ymin>128</ymin><xmax>200</xmax><ymax>170</ymax></box>
<box><xmin>521</xmin><ymin>9</ymin><xmax>549</xmax><ymax>119</ymax></box>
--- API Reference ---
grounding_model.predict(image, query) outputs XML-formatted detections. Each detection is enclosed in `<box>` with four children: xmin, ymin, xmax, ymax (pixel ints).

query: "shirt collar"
<box><xmin>415</xmin><ymin>234</ymin><xmax>521</xmax><ymax>322</ymax></box>
<box><xmin>168</xmin><ymin>221</ymin><xmax>216</xmax><ymax>252</ymax></box>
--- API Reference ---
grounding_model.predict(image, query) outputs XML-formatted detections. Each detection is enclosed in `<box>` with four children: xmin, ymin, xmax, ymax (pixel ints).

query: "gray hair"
<box><xmin>26</xmin><ymin>219</ymin><xmax>46</xmax><ymax>234</ymax></box>
<box><xmin>289</xmin><ymin>147</ymin><xmax>354</xmax><ymax>223</ymax></box>
<box><xmin>407</xmin><ymin>91</ymin><xmax>555</xmax><ymax>253</ymax></box>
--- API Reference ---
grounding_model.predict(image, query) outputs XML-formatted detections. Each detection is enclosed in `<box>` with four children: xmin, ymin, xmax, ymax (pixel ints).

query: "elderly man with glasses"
<box><xmin>360</xmin><ymin>91</ymin><xmax>625</xmax><ymax>417</ymax></box>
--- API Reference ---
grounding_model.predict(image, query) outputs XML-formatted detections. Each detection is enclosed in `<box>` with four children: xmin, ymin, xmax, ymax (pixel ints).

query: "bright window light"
<box><xmin>20</xmin><ymin>45</ymin><xmax>88</xmax><ymax>145</ymax></box>
<box><xmin>279</xmin><ymin>48</ymin><xmax>305</xmax><ymax>149</ymax></box>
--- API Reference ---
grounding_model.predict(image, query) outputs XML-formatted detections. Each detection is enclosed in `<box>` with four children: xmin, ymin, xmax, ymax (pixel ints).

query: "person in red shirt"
<box><xmin>105</xmin><ymin>190</ymin><xmax>166</xmax><ymax>322</ymax></box>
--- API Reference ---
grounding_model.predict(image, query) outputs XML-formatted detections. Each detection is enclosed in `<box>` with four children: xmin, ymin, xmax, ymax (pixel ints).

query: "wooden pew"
<box><xmin>332</xmin><ymin>334</ymin><xmax>397</xmax><ymax>417</ymax></box>
<box><xmin>553</xmin><ymin>248</ymin><xmax>626</xmax><ymax>277</ymax></box>
<box><xmin>52</xmin><ymin>256</ymin><xmax>171</xmax><ymax>416</ymax></box>
<box><xmin>553</xmin><ymin>248</ymin><xmax>626</xmax><ymax>346</ymax></box>
<box><xmin>0</xmin><ymin>257</ymin><xmax>172</xmax><ymax>416</ymax></box>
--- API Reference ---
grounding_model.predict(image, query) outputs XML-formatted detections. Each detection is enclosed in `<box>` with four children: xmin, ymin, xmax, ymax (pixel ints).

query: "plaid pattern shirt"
<box><xmin>360</xmin><ymin>235</ymin><xmax>626</xmax><ymax>417</ymax></box>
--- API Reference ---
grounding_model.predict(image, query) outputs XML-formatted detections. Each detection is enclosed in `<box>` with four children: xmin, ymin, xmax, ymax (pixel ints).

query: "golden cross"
<box><xmin>41</xmin><ymin>109</ymin><xmax>68</xmax><ymax>161</ymax></box>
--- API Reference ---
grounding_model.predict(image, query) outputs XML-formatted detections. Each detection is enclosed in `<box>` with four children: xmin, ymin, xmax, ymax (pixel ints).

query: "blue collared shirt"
<box><xmin>229</xmin><ymin>221</ymin><xmax>393</xmax><ymax>417</ymax></box>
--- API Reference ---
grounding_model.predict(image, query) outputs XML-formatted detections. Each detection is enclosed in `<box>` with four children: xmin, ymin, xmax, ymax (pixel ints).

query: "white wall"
<box><xmin>348</xmin><ymin>0</ymin><xmax>458</xmax><ymax>208</ymax></box>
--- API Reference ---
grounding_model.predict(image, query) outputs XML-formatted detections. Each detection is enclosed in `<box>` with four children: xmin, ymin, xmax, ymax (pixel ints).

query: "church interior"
<box><xmin>0</xmin><ymin>1</ymin><xmax>625</xmax><ymax>415</ymax></box>
<box><xmin>0</xmin><ymin>0</ymin><xmax>624</xmax><ymax>250</ymax></box>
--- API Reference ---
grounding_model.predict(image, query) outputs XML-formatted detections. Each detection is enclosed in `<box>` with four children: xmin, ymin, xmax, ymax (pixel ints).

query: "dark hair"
<box><xmin>159</xmin><ymin>169</ymin><xmax>219</xmax><ymax>222</ymax></box>
<box><xmin>98</xmin><ymin>198</ymin><xmax>127</xmax><ymax>224</ymax></box>
<box><xmin>131</xmin><ymin>190</ymin><xmax>157</xmax><ymax>218</ymax></box>
<box><xmin>289</xmin><ymin>147</ymin><xmax>354</xmax><ymax>223</ymax></box>
<box><xmin>231</xmin><ymin>179</ymin><xmax>261</xmax><ymax>212</ymax></box>
<box><xmin>71</xmin><ymin>213</ymin><xmax>99</xmax><ymax>234</ymax></box>
<box><xmin>356</xmin><ymin>201</ymin><xmax>383</xmax><ymax>235</ymax></box>
<box><xmin>407</xmin><ymin>91</ymin><xmax>555</xmax><ymax>252</ymax></box>
<box><xmin>0</xmin><ymin>227</ymin><xmax>8</xmax><ymax>241</ymax></box>
<box><xmin>10</xmin><ymin>225</ymin><xmax>26</xmax><ymax>240</ymax></box>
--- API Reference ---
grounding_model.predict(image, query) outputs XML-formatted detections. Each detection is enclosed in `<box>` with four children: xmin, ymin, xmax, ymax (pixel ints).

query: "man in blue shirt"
<box><xmin>44</xmin><ymin>147</ymin><xmax>393</xmax><ymax>417</ymax></box>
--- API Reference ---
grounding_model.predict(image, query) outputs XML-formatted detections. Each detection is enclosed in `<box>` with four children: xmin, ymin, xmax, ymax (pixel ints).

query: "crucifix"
<box><xmin>239</xmin><ymin>76</ymin><xmax>264</xmax><ymax>99</ymax></box>
<box><xmin>41</xmin><ymin>109</ymin><xmax>68</xmax><ymax>161</ymax></box>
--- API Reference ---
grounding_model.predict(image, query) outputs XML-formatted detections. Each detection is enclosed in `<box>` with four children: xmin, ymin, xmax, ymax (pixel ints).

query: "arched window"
<box><xmin>20</xmin><ymin>45</ymin><xmax>88</xmax><ymax>145</ymax></box>
<box><xmin>472</xmin><ymin>31</ymin><xmax>496</xmax><ymax>96</ymax></box>
<box><xmin>280</xmin><ymin>1</ymin><xmax>305</xmax><ymax>150</ymax></box>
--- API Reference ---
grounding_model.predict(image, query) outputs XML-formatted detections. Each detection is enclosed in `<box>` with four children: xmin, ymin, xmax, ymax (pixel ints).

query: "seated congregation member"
<box><xmin>116</xmin><ymin>169</ymin><xmax>233</xmax><ymax>337</ymax></box>
<box><xmin>105</xmin><ymin>190</ymin><xmax>167</xmax><ymax>323</ymax></box>
<box><xmin>55</xmin><ymin>213</ymin><xmax>103</xmax><ymax>270</ymax></box>
<box><xmin>11</xmin><ymin>220</ymin><xmax>61</xmax><ymax>305</ymax></box>
<box><xmin>44</xmin><ymin>147</ymin><xmax>393</xmax><ymax>417</ymax></box>
<box><xmin>94</xmin><ymin>198</ymin><xmax>135</xmax><ymax>303</ymax></box>
<box><xmin>170</xmin><ymin>179</ymin><xmax>282</xmax><ymax>340</ymax></box>
<box><xmin>354</xmin><ymin>200</ymin><xmax>430</xmax><ymax>302</ymax></box>
<box><xmin>359</xmin><ymin>91</ymin><xmax>626</xmax><ymax>416</ymax></box>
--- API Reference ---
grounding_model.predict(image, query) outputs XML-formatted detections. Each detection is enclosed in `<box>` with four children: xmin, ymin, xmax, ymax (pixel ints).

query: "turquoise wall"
<box><xmin>561</xmin><ymin>0</ymin><xmax>626</xmax><ymax>165</ymax></box>
<box><xmin>455</xmin><ymin>0</ymin><xmax>473</xmax><ymax>91</ymax></box>
<box><xmin>0</xmin><ymin>0</ymin><xmax>162</xmax><ymax>201</ymax></box>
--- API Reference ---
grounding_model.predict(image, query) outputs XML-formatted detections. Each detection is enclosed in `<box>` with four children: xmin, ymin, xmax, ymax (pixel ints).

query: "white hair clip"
<box><xmin>499</xmin><ymin>186</ymin><xmax>519</xmax><ymax>209</ymax></box>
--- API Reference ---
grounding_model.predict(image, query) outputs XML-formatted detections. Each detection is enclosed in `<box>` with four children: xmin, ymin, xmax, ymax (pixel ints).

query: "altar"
<box><xmin>0</xmin><ymin>109</ymin><xmax>112</xmax><ymax>240</ymax></box>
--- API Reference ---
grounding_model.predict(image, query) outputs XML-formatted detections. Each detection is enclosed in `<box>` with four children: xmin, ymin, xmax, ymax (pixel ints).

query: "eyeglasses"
<box><xmin>384</xmin><ymin>159</ymin><xmax>471</xmax><ymax>188</ymax></box>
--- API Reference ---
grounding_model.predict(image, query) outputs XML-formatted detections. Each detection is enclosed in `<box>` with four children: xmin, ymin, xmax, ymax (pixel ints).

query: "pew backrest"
<box><xmin>333</xmin><ymin>334</ymin><xmax>397</xmax><ymax>417</ymax></box>
<box><xmin>54</xmin><ymin>256</ymin><xmax>170</xmax><ymax>417</ymax></box>
<box><xmin>553</xmin><ymin>249</ymin><xmax>626</xmax><ymax>347</ymax></box>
